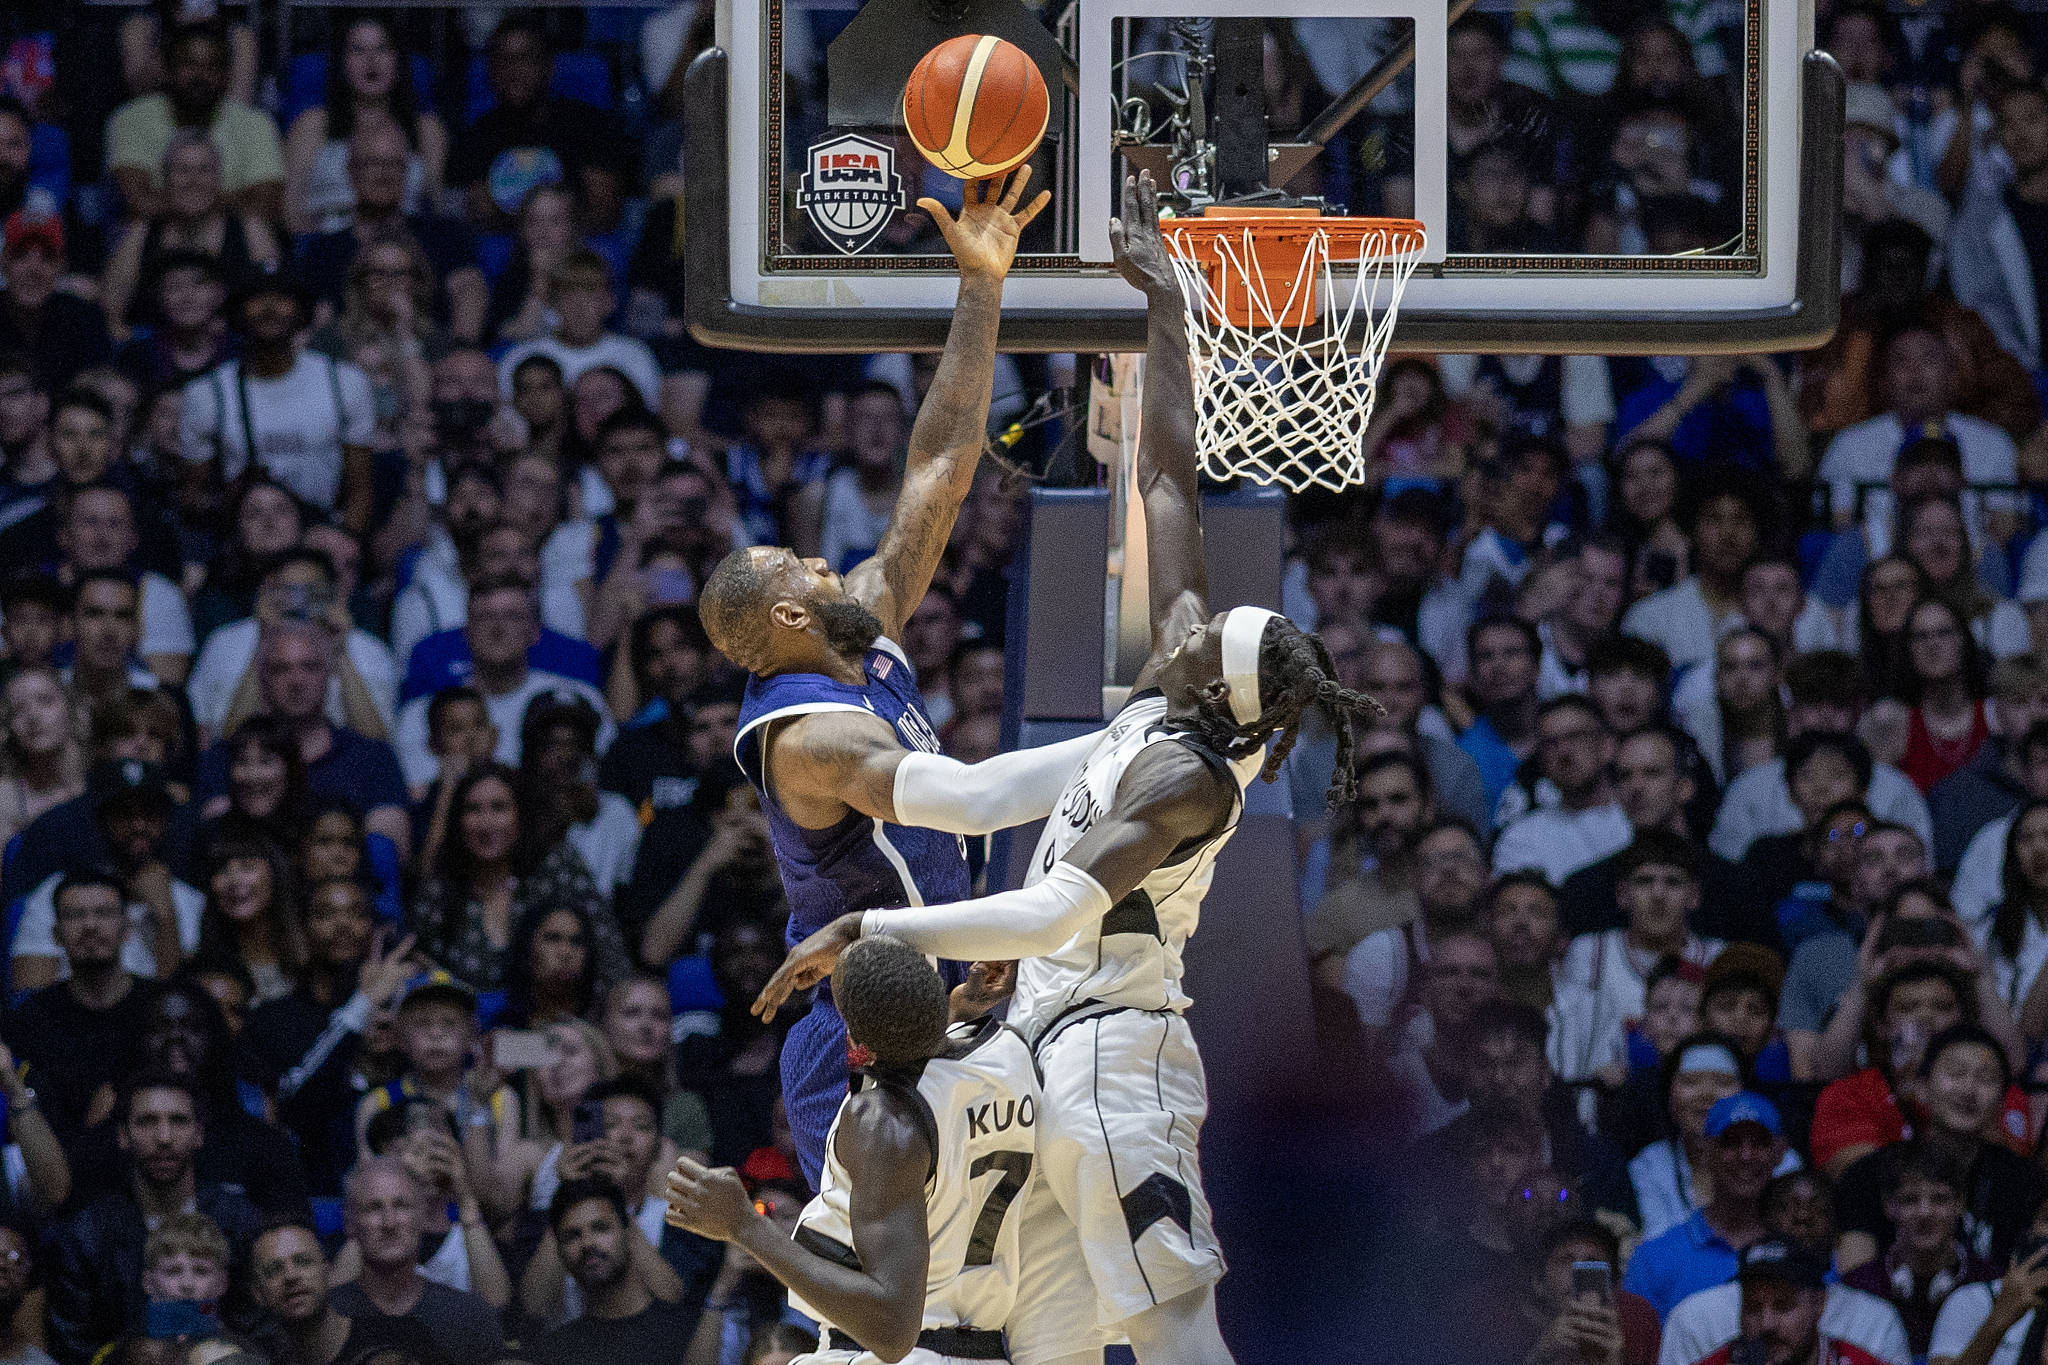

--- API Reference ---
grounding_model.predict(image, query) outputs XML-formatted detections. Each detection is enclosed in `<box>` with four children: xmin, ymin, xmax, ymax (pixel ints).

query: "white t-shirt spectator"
<box><xmin>1669</xmin><ymin>601</ymin><xmax>1848</xmax><ymax>716</ymax></box>
<box><xmin>818</xmin><ymin>469</ymin><xmax>894</xmax><ymax>577</ymax></box>
<box><xmin>1491</xmin><ymin>803</ymin><xmax>1631</xmax><ymax>885</ymax></box>
<box><xmin>497</xmin><ymin>333</ymin><xmax>661</xmax><ymax>410</ymax></box>
<box><xmin>1818</xmin><ymin>412</ymin><xmax>2017</xmax><ymax>533</ymax></box>
<box><xmin>11</xmin><ymin>870</ymin><xmax>204</xmax><ymax>981</ymax></box>
<box><xmin>1622</xmin><ymin>578</ymin><xmax>1726</xmax><ymax>672</ymax></box>
<box><xmin>393</xmin><ymin>670</ymin><xmax>615</xmax><ymax>787</ymax></box>
<box><xmin>179</xmin><ymin>353</ymin><xmax>376</xmax><ymax>511</ymax></box>
<box><xmin>185</xmin><ymin>617</ymin><xmax>399</xmax><ymax>736</ymax></box>
<box><xmin>1661</xmin><ymin>1281</ymin><xmax>1909</xmax><ymax>1365</ymax></box>
<box><xmin>1931</xmin><ymin>1280</ymin><xmax>2033</xmax><ymax>1365</ymax></box>
<box><xmin>1558</xmin><ymin>930</ymin><xmax>1724</xmax><ymax>1047</ymax></box>
<box><xmin>1708</xmin><ymin>758</ymin><xmax>1933</xmax><ymax>861</ymax></box>
<box><xmin>1953</xmin><ymin>812</ymin><xmax>2011</xmax><ymax>926</ymax></box>
<box><xmin>569</xmin><ymin>792</ymin><xmax>643</xmax><ymax>893</ymax></box>
<box><xmin>1340</xmin><ymin>921</ymin><xmax>1432</xmax><ymax>1033</ymax></box>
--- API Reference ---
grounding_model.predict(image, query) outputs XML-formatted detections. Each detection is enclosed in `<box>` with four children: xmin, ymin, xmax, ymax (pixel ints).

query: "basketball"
<box><xmin>902</xmin><ymin>34</ymin><xmax>1049</xmax><ymax>180</ymax></box>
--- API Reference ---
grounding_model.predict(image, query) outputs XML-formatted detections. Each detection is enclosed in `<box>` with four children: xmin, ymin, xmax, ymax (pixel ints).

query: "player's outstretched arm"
<box><xmin>773</xmin><ymin>709</ymin><xmax>1103</xmax><ymax>835</ymax></box>
<box><xmin>665</xmin><ymin>1111</ymin><xmax>932</xmax><ymax>1360</ymax></box>
<box><xmin>754</xmin><ymin>744</ymin><xmax>1234</xmax><ymax>1018</ymax></box>
<box><xmin>845</xmin><ymin>168</ymin><xmax>1051</xmax><ymax>641</ymax></box>
<box><xmin>1109</xmin><ymin>172</ymin><xmax>1208</xmax><ymax>678</ymax></box>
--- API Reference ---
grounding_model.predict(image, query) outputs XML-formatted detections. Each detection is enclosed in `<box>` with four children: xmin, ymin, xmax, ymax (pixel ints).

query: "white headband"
<box><xmin>1675</xmin><ymin>1042</ymin><xmax>1742</xmax><ymax>1077</ymax></box>
<box><xmin>1221</xmin><ymin>607</ymin><xmax>1281</xmax><ymax>725</ymax></box>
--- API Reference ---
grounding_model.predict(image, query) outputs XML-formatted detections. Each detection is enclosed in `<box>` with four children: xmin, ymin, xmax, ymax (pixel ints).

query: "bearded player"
<box><xmin>697</xmin><ymin>167</ymin><xmax>1110</xmax><ymax>1191</ymax></box>
<box><xmin>753</xmin><ymin>172</ymin><xmax>1382</xmax><ymax>1365</ymax></box>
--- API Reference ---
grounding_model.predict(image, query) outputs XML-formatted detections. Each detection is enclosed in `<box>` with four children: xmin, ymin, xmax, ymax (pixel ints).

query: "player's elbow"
<box><xmin>867</xmin><ymin>1309</ymin><xmax>922</xmax><ymax>1362</ymax></box>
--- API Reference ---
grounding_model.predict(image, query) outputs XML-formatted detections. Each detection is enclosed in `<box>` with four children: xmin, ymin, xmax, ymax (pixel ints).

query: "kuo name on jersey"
<box><xmin>966</xmin><ymin>1096</ymin><xmax>1036</xmax><ymax>1139</ymax></box>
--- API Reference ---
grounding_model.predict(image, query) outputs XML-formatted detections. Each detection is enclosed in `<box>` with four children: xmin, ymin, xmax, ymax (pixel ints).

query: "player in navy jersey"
<box><xmin>698</xmin><ymin>168</ymin><xmax>1100</xmax><ymax>1188</ymax></box>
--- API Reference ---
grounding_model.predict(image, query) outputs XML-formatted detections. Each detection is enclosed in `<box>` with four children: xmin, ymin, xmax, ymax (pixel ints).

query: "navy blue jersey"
<box><xmin>735</xmin><ymin>636</ymin><xmax>972</xmax><ymax>1186</ymax></box>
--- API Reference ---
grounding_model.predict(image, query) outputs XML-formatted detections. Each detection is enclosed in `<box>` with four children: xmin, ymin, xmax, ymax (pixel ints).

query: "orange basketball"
<box><xmin>902</xmin><ymin>34</ymin><xmax>1049</xmax><ymax>180</ymax></box>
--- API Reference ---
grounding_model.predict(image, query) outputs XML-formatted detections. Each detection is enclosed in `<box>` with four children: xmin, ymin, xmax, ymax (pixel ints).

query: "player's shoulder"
<box><xmin>841</xmin><ymin>1076</ymin><xmax>941</xmax><ymax>1179</ymax></box>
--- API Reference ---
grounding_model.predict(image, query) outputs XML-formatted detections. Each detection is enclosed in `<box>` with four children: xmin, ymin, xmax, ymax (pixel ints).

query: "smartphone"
<box><xmin>145</xmin><ymin>1301</ymin><xmax>219</xmax><ymax>1341</ymax></box>
<box><xmin>1878</xmin><ymin>915</ymin><xmax>1957</xmax><ymax>952</ymax></box>
<box><xmin>572</xmin><ymin>1098</ymin><xmax>606</xmax><ymax>1144</ymax></box>
<box><xmin>1570</xmin><ymin>1261</ymin><xmax>1613</xmax><ymax>1303</ymax></box>
<box><xmin>493</xmin><ymin>1029</ymin><xmax>558</xmax><ymax>1070</ymax></box>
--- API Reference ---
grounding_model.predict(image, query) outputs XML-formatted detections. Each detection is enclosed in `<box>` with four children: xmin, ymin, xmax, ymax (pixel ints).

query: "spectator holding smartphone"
<box><xmin>1929</xmin><ymin>1204</ymin><xmax>2048</xmax><ymax>1365</ymax></box>
<box><xmin>1523</xmin><ymin>1218</ymin><xmax>1658</xmax><ymax>1365</ymax></box>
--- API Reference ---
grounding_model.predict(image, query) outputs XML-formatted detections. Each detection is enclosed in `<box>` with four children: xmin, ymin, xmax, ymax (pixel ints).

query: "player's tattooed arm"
<box><xmin>847</xmin><ymin>168</ymin><xmax>1049</xmax><ymax>639</ymax></box>
<box><xmin>767</xmin><ymin>711</ymin><xmax>909</xmax><ymax>827</ymax></box>
<box><xmin>665</xmin><ymin>1097</ymin><xmax>932</xmax><ymax>1359</ymax></box>
<box><xmin>1110</xmin><ymin>171</ymin><xmax>1209</xmax><ymax>677</ymax></box>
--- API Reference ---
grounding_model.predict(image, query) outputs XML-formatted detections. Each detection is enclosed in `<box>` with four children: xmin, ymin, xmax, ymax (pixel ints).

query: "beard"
<box><xmin>812</xmin><ymin>595</ymin><xmax>885</xmax><ymax>657</ymax></box>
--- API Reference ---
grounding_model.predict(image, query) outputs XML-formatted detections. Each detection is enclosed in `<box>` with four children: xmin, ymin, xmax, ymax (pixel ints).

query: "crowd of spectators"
<box><xmin>2</xmin><ymin>2</ymin><xmax>2048</xmax><ymax>1365</ymax></box>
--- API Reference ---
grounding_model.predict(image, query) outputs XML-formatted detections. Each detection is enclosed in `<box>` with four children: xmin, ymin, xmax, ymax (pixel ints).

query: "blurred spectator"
<box><xmin>106</xmin><ymin>22</ymin><xmax>281</xmax><ymax>224</ymax></box>
<box><xmin>297</xmin><ymin>119</ymin><xmax>486</xmax><ymax>348</ymax></box>
<box><xmin>1459</xmin><ymin>615</ymin><xmax>1542</xmax><ymax>814</ymax></box>
<box><xmin>1808</xmin><ymin>220</ymin><xmax>2042</xmax><ymax>442</ymax></box>
<box><xmin>1951</xmin><ymin>729</ymin><xmax>2048</xmax><ymax>922</ymax></box>
<box><xmin>1952</xmin><ymin>82</ymin><xmax>2048</xmax><ymax>374</ymax></box>
<box><xmin>113</xmin><ymin>251</ymin><xmax>231</xmax><ymax>394</ymax></box>
<box><xmin>1818</xmin><ymin>326</ymin><xmax>2018</xmax><ymax>539</ymax></box>
<box><xmin>407</xmin><ymin>763</ymin><xmax>619</xmax><ymax>991</ymax></box>
<box><xmin>488</xmin><ymin>185</ymin><xmax>579</xmax><ymax>348</ymax></box>
<box><xmin>1622</xmin><ymin>475</ymin><xmax>1766</xmax><ymax>672</ymax></box>
<box><xmin>46</xmin><ymin>1071</ymin><xmax>261</xmax><ymax>1365</ymax></box>
<box><xmin>1839</xmin><ymin>85</ymin><xmax>1950</xmax><ymax>293</ymax></box>
<box><xmin>179</xmin><ymin>269</ymin><xmax>376</xmax><ymax>532</ymax></box>
<box><xmin>392</xmin><ymin>578</ymin><xmax>611</xmax><ymax>789</ymax></box>
<box><xmin>1306</xmin><ymin>750</ymin><xmax>1433</xmax><ymax>983</ymax></box>
<box><xmin>1339</xmin><ymin>817</ymin><xmax>1489</xmax><ymax>1044</ymax></box>
<box><xmin>497</xmin><ymin>253</ymin><xmax>657</xmax><ymax>413</ymax></box>
<box><xmin>1493</xmin><ymin>696</ymin><xmax>1628</xmax><ymax>884</ymax></box>
<box><xmin>1834</xmin><ymin>1025</ymin><xmax>2043</xmax><ymax>1273</ymax></box>
<box><xmin>282</xmin><ymin>16</ymin><xmax>448</xmax><ymax>236</ymax></box>
<box><xmin>1622</xmin><ymin>1092</ymin><xmax>1787</xmax><ymax>1318</ymax></box>
<box><xmin>0</xmin><ymin>213</ymin><xmax>110</xmax><ymax>392</ymax></box>
<box><xmin>450</xmin><ymin>15</ymin><xmax>633</xmax><ymax>235</ymax></box>
<box><xmin>329</xmin><ymin>1158</ymin><xmax>503</xmax><ymax>1361</ymax></box>
<box><xmin>790</xmin><ymin>382</ymin><xmax>908</xmax><ymax>576</ymax></box>
<box><xmin>101</xmin><ymin>135</ymin><xmax>279</xmax><ymax>339</ymax></box>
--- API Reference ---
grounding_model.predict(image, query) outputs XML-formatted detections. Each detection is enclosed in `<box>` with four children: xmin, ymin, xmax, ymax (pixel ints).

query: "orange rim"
<box><xmin>1159</xmin><ymin>210</ymin><xmax>1426</xmax><ymax>328</ymax></box>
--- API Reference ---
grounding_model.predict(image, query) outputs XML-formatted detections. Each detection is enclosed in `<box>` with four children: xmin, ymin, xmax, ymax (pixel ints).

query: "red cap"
<box><xmin>1</xmin><ymin>209</ymin><xmax>61</xmax><ymax>259</ymax></box>
<box><xmin>738</xmin><ymin>1146</ymin><xmax>799</xmax><ymax>1189</ymax></box>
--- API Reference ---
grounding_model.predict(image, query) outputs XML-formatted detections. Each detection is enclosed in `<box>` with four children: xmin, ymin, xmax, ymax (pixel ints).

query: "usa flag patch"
<box><xmin>874</xmin><ymin>656</ymin><xmax>893</xmax><ymax>680</ymax></box>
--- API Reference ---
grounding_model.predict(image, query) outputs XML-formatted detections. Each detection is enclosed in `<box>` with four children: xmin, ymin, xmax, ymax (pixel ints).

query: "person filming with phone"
<box><xmin>1523</xmin><ymin>1218</ymin><xmax>1660</xmax><ymax>1365</ymax></box>
<box><xmin>1930</xmin><ymin>1203</ymin><xmax>2048</xmax><ymax>1365</ymax></box>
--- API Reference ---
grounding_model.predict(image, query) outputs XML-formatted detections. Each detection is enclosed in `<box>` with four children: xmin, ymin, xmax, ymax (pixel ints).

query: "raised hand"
<box><xmin>664</xmin><ymin>1154</ymin><xmax>756</xmax><ymax>1242</ymax></box>
<box><xmin>919</xmin><ymin>165</ymin><xmax>1050</xmax><ymax>283</ymax></box>
<box><xmin>948</xmin><ymin>960</ymin><xmax>1017</xmax><ymax>1024</ymax></box>
<box><xmin>752</xmin><ymin>912</ymin><xmax>865</xmax><ymax>1022</ymax></box>
<box><xmin>1107</xmin><ymin>171</ymin><xmax>1180</xmax><ymax>300</ymax></box>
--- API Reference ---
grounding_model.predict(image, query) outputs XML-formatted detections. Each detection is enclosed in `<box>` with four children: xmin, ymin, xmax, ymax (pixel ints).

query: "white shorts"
<box><xmin>1033</xmin><ymin>1008</ymin><xmax>1223</xmax><ymax>1328</ymax></box>
<box><xmin>1006</xmin><ymin>1167</ymin><xmax>1111</xmax><ymax>1365</ymax></box>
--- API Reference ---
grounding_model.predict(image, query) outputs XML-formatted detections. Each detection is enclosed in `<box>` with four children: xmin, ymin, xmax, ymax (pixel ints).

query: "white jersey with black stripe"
<box><xmin>791</xmin><ymin>1018</ymin><xmax>1043</xmax><ymax>1337</ymax></box>
<box><xmin>1010</xmin><ymin>692</ymin><xmax>1263</xmax><ymax>1042</ymax></box>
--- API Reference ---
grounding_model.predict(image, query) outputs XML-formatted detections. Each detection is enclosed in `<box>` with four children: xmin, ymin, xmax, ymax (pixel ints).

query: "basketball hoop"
<box><xmin>1160</xmin><ymin>207</ymin><xmax>1426</xmax><ymax>495</ymax></box>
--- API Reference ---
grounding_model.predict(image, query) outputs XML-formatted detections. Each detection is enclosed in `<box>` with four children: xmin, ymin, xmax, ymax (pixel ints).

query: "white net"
<box><xmin>1162</xmin><ymin>220</ymin><xmax>1426</xmax><ymax>494</ymax></box>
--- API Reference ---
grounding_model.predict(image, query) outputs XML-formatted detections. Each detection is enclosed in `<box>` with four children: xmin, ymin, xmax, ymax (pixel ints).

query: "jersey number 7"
<box><xmin>963</xmin><ymin>1151</ymin><xmax>1034</xmax><ymax>1267</ymax></box>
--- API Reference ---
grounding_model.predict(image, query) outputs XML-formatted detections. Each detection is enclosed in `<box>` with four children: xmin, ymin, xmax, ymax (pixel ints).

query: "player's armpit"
<box><xmin>1059</xmin><ymin>741</ymin><xmax>1238</xmax><ymax>903</ymax></box>
<box><xmin>767</xmin><ymin>710</ymin><xmax>909</xmax><ymax>826</ymax></box>
<box><xmin>808</xmin><ymin>1094</ymin><xmax>935</xmax><ymax>1358</ymax></box>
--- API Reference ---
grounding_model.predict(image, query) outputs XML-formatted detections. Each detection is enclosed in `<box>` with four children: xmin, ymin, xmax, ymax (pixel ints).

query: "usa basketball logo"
<box><xmin>799</xmin><ymin>134</ymin><xmax>904</xmax><ymax>255</ymax></box>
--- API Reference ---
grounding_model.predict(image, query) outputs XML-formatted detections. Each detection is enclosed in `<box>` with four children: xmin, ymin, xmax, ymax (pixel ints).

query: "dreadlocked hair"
<box><xmin>1183</xmin><ymin>615</ymin><xmax>1383</xmax><ymax>809</ymax></box>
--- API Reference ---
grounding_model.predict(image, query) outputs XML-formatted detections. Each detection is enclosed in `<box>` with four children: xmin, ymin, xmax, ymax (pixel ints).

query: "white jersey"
<box><xmin>1011</xmin><ymin>692</ymin><xmax>1263</xmax><ymax>1041</ymax></box>
<box><xmin>792</xmin><ymin>1018</ymin><xmax>1042</xmax><ymax>1339</ymax></box>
